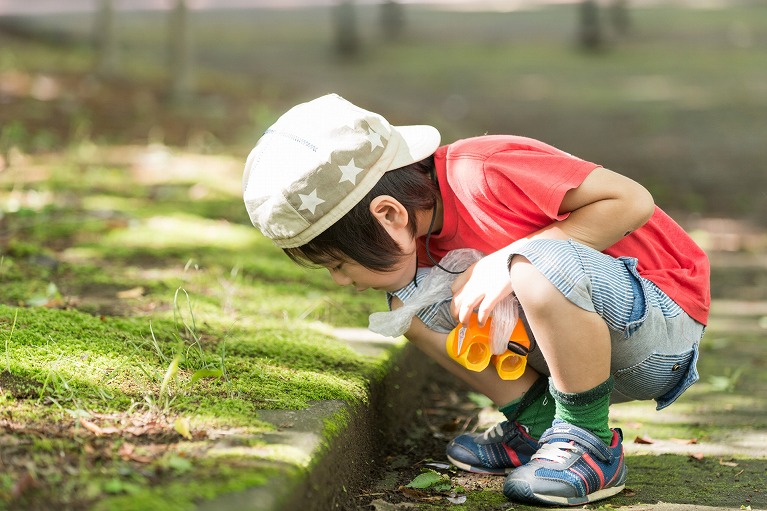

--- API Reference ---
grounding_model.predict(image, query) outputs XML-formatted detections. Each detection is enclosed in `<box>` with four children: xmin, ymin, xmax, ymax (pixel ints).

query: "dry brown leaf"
<box><xmin>117</xmin><ymin>286</ymin><xmax>145</xmax><ymax>299</ymax></box>
<box><xmin>80</xmin><ymin>417</ymin><xmax>120</xmax><ymax>436</ymax></box>
<box><xmin>80</xmin><ymin>418</ymin><xmax>104</xmax><ymax>435</ymax></box>
<box><xmin>689</xmin><ymin>452</ymin><xmax>705</xmax><ymax>461</ymax></box>
<box><xmin>80</xmin><ymin>418</ymin><xmax>119</xmax><ymax>436</ymax></box>
<box><xmin>118</xmin><ymin>442</ymin><xmax>153</xmax><ymax>463</ymax></box>
<box><xmin>718</xmin><ymin>458</ymin><xmax>739</xmax><ymax>467</ymax></box>
<box><xmin>124</xmin><ymin>424</ymin><xmax>166</xmax><ymax>436</ymax></box>
<box><xmin>671</xmin><ymin>437</ymin><xmax>698</xmax><ymax>444</ymax></box>
<box><xmin>398</xmin><ymin>486</ymin><xmax>429</xmax><ymax>499</ymax></box>
<box><xmin>11</xmin><ymin>472</ymin><xmax>36</xmax><ymax>499</ymax></box>
<box><xmin>633</xmin><ymin>435</ymin><xmax>654</xmax><ymax>444</ymax></box>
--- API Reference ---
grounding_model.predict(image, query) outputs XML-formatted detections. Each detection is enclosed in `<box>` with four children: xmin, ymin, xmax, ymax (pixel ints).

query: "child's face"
<box><xmin>323</xmin><ymin>253</ymin><xmax>417</xmax><ymax>293</ymax></box>
<box><xmin>321</xmin><ymin>194</ymin><xmax>420</xmax><ymax>293</ymax></box>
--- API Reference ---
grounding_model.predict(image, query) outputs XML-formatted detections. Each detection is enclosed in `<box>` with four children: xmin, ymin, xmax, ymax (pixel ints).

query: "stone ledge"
<box><xmin>197</xmin><ymin>328</ymin><xmax>436</xmax><ymax>511</ymax></box>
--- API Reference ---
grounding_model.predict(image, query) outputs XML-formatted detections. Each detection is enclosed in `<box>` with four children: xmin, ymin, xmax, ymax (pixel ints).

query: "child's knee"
<box><xmin>509</xmin><ymin>256</ymin><xmax>563</xmax><ymax>313</ymax></box>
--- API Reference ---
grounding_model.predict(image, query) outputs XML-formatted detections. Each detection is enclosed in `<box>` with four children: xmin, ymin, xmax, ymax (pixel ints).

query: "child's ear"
<box><xmin>369</xmin><ymin>195</ymin><xmax>408</xmax><ymax>229</ymax></box>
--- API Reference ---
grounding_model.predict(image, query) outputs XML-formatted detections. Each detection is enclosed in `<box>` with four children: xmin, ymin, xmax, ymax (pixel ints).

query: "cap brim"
<box><xmin>389</xmin><ymin>124</ymin><xmax>441</xmax><ymax>170</ymax></box>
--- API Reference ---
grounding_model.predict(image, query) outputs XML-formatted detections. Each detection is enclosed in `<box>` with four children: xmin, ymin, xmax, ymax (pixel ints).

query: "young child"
<box><xmin>242</xmin><ymin>93</ymin><xmax>710</xmax><ymax>506</ymax></box>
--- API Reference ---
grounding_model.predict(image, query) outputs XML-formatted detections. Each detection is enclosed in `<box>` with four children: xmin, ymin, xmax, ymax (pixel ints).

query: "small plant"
<box><xmin>708</xmin><ymin>366</ymin><xmax>744</xmax><ymax>393</ymax></box>
<box><xmin>4</xmin><ymin>308</ymin><xmax>17</xmax><ymax>372</ymax></box>
<box><xmin>146</xmin><ymin>286</ymin><xmax>225</xmax><ymax>414</ymax></box>
<box><xmin>405</xmin><ymin>468</ymin><xmax>452</xmax><ymax>492</ymax></box>
<box><xmin>0</xmin><ymin>120</ymin><xmax>28</xmax><ymax>165</ymax></box>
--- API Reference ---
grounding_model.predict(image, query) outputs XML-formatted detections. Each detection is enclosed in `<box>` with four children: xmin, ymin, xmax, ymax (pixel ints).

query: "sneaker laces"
<box><xmin>480</xmin><ymin>422</ymin><xmax>508</xmax><ymax>442</ymax></box>
<box><xmin>532</xmin><ymin>441</ymin><xmax>578</xmax><ymax>464</ymax></box>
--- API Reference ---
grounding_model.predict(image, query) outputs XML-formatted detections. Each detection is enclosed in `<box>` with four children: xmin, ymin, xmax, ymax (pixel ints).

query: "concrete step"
<box><xmin>196</xmin><ymin>328</ymin><xmax>435</xmax><ymax>511</ymax></box>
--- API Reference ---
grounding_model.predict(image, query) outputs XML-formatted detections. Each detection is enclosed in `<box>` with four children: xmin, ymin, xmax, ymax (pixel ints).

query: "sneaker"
<box><xmin>503</xmin><ymin>420</ymin><xmax>626</xmax><ymax>506</ymax></box>
<box><xmin>446</xmin><ymin>420</ymin><xmax>539</xmax><ymax>475</ymax></box>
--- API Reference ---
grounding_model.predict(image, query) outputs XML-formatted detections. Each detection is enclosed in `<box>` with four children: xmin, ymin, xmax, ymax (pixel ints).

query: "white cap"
<box><xmin>242</xmin><ymin>93</ymin><xmax>441</xmax><ymax>248</ymax></box>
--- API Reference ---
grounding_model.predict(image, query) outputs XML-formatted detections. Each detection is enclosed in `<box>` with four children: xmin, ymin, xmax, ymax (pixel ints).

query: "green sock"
<box><xmin>498</xmin><ymin>386</ymin><xmax>555</xmax><ymax>440</ymax></box>
<box><xmin>549</xmin><ymin>376</ymin><xmax>614</xmax><ymax>445</ymax></box>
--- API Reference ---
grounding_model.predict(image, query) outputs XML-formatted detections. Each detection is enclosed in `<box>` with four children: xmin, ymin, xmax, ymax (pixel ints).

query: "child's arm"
<box><xmin>452</xmin><ymin>167</ymin><xmax>655</xmax><ymax>326</ymax></box>
<box><xmin>542</xmin><ymin>166</ymin><xmax>655</xmax><ymax>250</ymax></box>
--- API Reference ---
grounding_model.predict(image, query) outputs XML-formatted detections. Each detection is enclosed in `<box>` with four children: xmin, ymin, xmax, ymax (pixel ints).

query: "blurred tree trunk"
<box><xmin>334</xmin><ymin>0</ymin><xmax>360</xmax><ymax>57</ymax></box>
<box><xmin>577</xmin><ymin>0</ymin><xmax>603</xmax><ymax>51</ymax></box>
<box><xmin>380</xmin><ymin>0</ymin><xmax>405</xmax><ymax>41</ymax></box>
<box><xmin>609</xmin><ymin>0</ymin><xmax>631</xmax><ymax>37</ymax></box>
<box><xmin>94</xmin><ymin>0</ymin><xmax>118</xmax><ymax>78</ymax></box>
<box><xmin>168</xmin><ymin>0</ymin><xmax>195</xmax><ymax>101</ymax></box>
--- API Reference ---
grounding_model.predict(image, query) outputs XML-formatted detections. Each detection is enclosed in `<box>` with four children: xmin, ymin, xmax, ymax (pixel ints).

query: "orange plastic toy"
<box><xmin>445</xmin><ymin>313</ymin><xmax>531</xmax><ymax>380</ymax></box>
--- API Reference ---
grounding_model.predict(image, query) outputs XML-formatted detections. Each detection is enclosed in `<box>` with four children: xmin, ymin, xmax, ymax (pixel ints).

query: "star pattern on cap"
<box><xmin>297</xmin><ymin>189</ymin><xmax>325</xmax><ymax>215</ymax></box>
<box><xmin>338</xmin><ymin>158</ymin><xmax>364</xmax><ymax>185</ymax></box>
<box><xmin>366</xmin><ymin>128</ymin><xmax>384</xmax><ymax>150</ymax></box>
<box><xmin>290</xmin><ymin>121</ymin><xmax>388</xmax><ymax>220</ymax></box>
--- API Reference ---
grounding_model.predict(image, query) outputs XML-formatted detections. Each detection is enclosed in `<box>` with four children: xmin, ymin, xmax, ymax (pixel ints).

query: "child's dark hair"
<box><xmin>284</xmin><ymin>155</ymin><xmax>438</xmax><ymax>271</ymax></box>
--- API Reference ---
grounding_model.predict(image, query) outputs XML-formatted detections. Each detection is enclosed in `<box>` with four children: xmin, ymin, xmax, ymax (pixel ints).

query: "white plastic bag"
<box><xmin>368</xmin><ymin>248</ymin><xmax>518</xmax><ymax>355</ymax></box>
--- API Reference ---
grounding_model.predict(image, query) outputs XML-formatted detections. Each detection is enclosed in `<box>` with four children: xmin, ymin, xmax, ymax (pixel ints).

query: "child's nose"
<box><xmin>329</xmin><ymin>270</ymin><xmax>353</xmax><ymax>287</ymax></box>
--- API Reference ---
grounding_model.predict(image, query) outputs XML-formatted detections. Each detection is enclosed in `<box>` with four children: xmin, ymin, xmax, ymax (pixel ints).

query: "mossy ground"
<box><xmin>2</xmin><ymin>3</ymin><xmax>767</xmax><ymax>510</ymax></box>
<box><xmin>0</xmin><ymin>145</ymin><xmax>393</xmax><ymax>510</ymax></box>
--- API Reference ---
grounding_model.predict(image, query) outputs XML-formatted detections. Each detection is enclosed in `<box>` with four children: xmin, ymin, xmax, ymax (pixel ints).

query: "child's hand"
<box><xmin>450</xmin><ymin>247</ymin><xmax>515</xmax><ymax>328</ymax></box>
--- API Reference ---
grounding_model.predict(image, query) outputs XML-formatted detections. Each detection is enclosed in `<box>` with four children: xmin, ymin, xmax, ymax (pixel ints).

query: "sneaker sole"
<box><xmin>446</xmin><ymin>454</ymin><xmax>512</xmax><ymax>476</ymax></box>
<box><xmin>507</xmin><ymin>481</ymin><xmax>625</xmax><ymax>507</ymax></box>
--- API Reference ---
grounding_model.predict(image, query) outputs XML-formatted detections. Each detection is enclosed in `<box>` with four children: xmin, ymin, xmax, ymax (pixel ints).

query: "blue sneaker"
<box><xmin>446</xmin><ymin>421</ymin><xmax>539</xmax><ymax>475</ymax></box>
<box><xmin>503</xmin><ymin>420</ymin><xmax>626</xmax><ymax>506</ymax></box>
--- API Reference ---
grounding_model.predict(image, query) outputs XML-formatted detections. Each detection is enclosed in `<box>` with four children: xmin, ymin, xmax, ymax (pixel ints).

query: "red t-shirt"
<box><xmin>416</xmin><ymin>135</ymin><xmax>710</xmax><ymax>325</ymax></box>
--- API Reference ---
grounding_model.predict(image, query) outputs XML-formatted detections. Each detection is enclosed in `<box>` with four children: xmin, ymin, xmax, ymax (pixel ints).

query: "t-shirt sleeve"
<box><xmin>483</xmin><ymin>149</ymin><xmax>599</xmax><ymax>220</ymax></box>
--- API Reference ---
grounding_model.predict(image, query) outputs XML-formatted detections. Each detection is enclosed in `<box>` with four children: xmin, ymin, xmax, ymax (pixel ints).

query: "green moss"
<box><xmin>611</xmin><ymin>455</ymin><xmax>766</xmax><ymax>508</ymax></box>
<box><xmin>93</xmin><ymin>458</ymin><xmax>291</xmax><ymax>511</ymax></box>
<box><xmin>0</xmin><ymin>301</ymin><xmax>381</xmax><ymax>415</ymax></box>
<box><xmin>412</xmin><ymin>454</ymin><xmax>767</xmax><ymax>510</ymax></box>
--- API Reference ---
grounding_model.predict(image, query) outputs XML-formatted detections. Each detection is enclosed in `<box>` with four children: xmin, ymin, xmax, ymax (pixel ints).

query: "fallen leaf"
<box><xmin>424</xmin><ymin>462</ymin><xmax>452</xmax><ymax>470</ymax></box>
<box><xmin>189</xmin><ymin>368</ymin><xmax>223</xmax><ymax>385</ymax></box>
<box><xmin>399</xmin><ymin>486</ymin><xmax>429</xmax><ymax>499</ymax></box>
<box><xmin>79</xmin><ymin>418</ymin><xmax>119</xmax><ymax>436</ymax></box>
<box><xmin>633</xmin><ymin>435</ymin><xmax>654</xmax><ymax>444</ymax></box>
<box><xmin>719</xmin><ymin>458</ymin><xmax>739</xmax><ymax>467</ymax></box>
<box><xmin>124</xmin><ymin>424</ymin><xmax>164</xmax><ymax>436</ymax></box>
<box><xmin>118</xmin><ymin>442</ymin><xmax>135</xmax><ymax>458</ymax></box>
<box><xmin>405</xmin><ymin>470</ymin><xmax>446</xmax><ymax>489</ymax></box>
<box><xmin>689</xmin><ymin>452</ymin><xmax>705</xmax><ymax>461</ymax></box>
<box><xmin>117</xmin><ymin>286</ymin><xmax>145</xmax><ymax>299</ymax></box>
<box><xmin>11</xmin><ymin>472</ymin><xmax>36</xmax><ymax>499</ymax></box>
<box><xmin>174</xmin><ymin>417</ymin><xmax>192</xmax><ymax>440</ymax></box>
<box><xmin>671</xmin><ymin>437</ymin><xmax>698</xmax><ymax>444</ymax></box>
<box><xmin>80</xmin><ymin>418</ymin><xmax>104</xmax><ymax>435</ymax></box>
<box><xmin>118</xmin><ymin>442</ymin><xmax>153</xmax><ymax>463</ymax></box>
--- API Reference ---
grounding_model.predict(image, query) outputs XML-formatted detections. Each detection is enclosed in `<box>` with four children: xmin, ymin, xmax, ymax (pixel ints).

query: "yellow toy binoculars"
<box><xmin>446</xmin><ymin>313</ymin><xmax>531</xmax><ymax>380</ymax></box>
